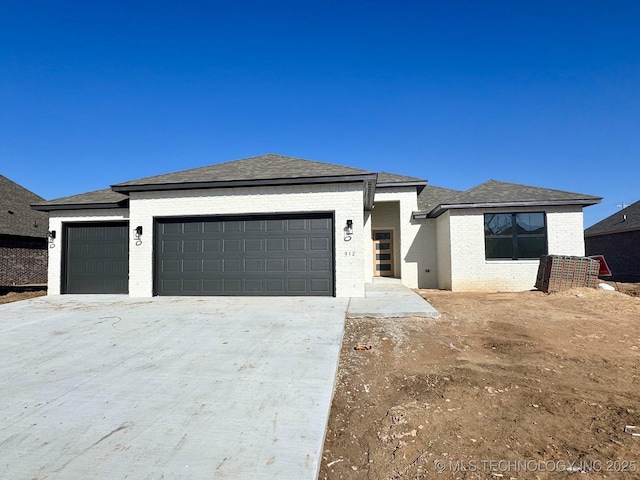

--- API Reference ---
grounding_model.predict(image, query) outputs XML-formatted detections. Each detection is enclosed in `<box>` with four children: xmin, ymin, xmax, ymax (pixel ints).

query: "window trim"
<box><xmin>484</xmin><ymin>212</ymin><xmax>548</xmax><ymax>261</ymax></box>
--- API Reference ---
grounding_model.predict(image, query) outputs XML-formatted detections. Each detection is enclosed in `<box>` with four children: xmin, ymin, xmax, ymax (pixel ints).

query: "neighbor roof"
<box><xmin>415</xmin><ymin>180</ymin><xmax>601</xmax><ymax>218</ymax></box>
<box><xmin>111</xmin><ymin>154</ymin><xmax>376</xmax><ymax>192</ymax></box>
<box><xmin>585</xmin><ymin>200</ymin><xmax>640</xmax><ymax>237</ymax></box>
<box><xmin>0</xmin><ymin>175</ymin><xmax>48</xmax><ymax>238</ymax></box>
<box><xmin>31</xmin><ymin>188</ymin><xmax>129</xmax><ymax>212</ymax></box>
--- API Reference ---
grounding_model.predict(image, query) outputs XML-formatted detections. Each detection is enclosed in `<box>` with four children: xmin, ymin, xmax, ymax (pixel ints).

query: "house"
<box><xmin>1</xmin><ymin>175</ymin><xmax>49</xmax><ymax>288</ymax></box>
<box><xmin>585</xmin><ymin>200</ymin><xmax>640</xmax><ymax>282</ymax></box>
<box><xmin>31</xmin><ymin>154</ymin><xmax>601</xmax><ymax>296</ymax></box>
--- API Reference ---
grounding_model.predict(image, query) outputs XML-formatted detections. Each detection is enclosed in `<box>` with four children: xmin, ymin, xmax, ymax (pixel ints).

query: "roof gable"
<box><xmin>0</xmin><ymin>175</ymin><xmax>48</xmax><ymax>238</ymax></box>
<box><xmin>585</xmin><ymin>199</ymin><xmax>640</xmax><ymax>236</ymax></box>
<box><xmin>112</xmin><ymin>154</ymin><xmax>375</xmax><ymax>192</ymax></box>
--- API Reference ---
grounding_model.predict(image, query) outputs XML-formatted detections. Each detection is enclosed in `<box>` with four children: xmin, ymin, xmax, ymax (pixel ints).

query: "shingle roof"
<box><xmin>377</xmin><ymin>172</ymin><xmax>426</xmax><ymax>185</ymax></box>
<box><xmin>0</xmin><ymin>175</ymin><xmax>48</xmax><ymax>238</ymax></box>
<box><xmin>417</xmin><ymin>185</ymin><xmax>464</xmax><ymax>212</ymax></box>
<box><xmin>585</xmin><ymin>200</ymin><xmax>640</xmax><ymax>237</ymax></box>
<box><xmin>31</xmin><ymin>188</ymin><xmax>129</xmax><ymax>211</ymax></box>
<box><xmin>454</xmin><ymin>180</ymin><xmax>602</xmax><ymax>205</ymax></box>
<box><xmin>112</xmin><ymin>154</ymin><xmax>375</xmax><ymax>191</ymax></box>
<box><xmin>416</xmin><ymin>180</ymin><xmax>601</xmax><ymax>217</ymax></box>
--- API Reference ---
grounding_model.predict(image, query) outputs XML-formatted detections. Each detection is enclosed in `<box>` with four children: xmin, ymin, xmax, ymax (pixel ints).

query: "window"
<box><xmin>484</xmin><ymin>213</ymin><xmax>547</xmax><ymax>260</ymax></box>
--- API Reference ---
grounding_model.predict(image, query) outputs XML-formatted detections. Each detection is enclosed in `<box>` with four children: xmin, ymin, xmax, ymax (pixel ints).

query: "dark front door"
<box><xmin>155</xmin><ymin>214</ymin><xmax>334</xmax><ymax>296</ymax></box>
<box><xmin>63</xmin><ymin>223</ymin><xmax>129</xmax><ymax>294</ymax></box>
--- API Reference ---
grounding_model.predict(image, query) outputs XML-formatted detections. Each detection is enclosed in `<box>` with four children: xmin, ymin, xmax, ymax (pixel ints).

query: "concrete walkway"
<box><xmin>0</xmin><ymin>295</ymin><xmax>347</xmax><ymax>480</ymax></box>
<box><xmin>347</xmin><ymin>279</ymin><xmax>441</xmax><ymax>318</ymax></box>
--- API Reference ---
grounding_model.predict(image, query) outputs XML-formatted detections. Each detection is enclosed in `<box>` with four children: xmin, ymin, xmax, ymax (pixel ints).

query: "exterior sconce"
<box><xmin>344</xmin><ymin>219</ymin><xmax>353</xmax><ymax>242</ymax></box>
<box><xmin>134</xmin><ymin>226</ymin><xmax>143</xmax><ymax>246</ymax></box>
<box><xmin>47</xmin><ymin>230</ymin><xmax>56</xmax><ymax>248</ymax></box>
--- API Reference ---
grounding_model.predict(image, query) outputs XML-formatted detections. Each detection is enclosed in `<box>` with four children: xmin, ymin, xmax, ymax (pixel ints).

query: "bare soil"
<box><xmin>320</xmin><ymin>284</ymin><xmax>640</xmax><ymax>479</ymax></box>
<box><xmin>0</xmin><ymin>290</ymin><xmax>46</xmax><ymax>304</ymax></box>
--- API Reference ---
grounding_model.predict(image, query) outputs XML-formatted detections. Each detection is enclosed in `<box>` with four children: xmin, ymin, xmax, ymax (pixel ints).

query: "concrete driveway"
<box><xmin>0</xmin><ymin>295</ymin><xmax>348</xmax><ymax>479</ymax></box>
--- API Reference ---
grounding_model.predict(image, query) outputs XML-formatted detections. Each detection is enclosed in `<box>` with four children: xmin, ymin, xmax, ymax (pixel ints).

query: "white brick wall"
<box><xmin>46</xmin><ymin>209</ymin><xmax>130</xmax><ymax>295</ymax></box>
<box><xmin>413</xmin><ymin>218</ymin><xmax>439</xmax><ymax>289</ymax></box>
<box><xmin>445</xmin><ymin>205</ymin><xmax>586</xmax><ymax>291</ymax></box>
<box><xmin>436</xmin><ymin>211</ymin><xmax>452</xmax><ymax>290</ymax></box>
<box><xmin>129</xmin><ymin>183</ymin><xmax>365</xmax><ymax>297</ymax></box>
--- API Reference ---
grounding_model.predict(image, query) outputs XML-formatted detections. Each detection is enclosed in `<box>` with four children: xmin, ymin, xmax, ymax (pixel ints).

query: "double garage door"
<box><xmin>155</xmin><ymin>214</ymin><xmax>334</xmax><ymax>296</ymax></box>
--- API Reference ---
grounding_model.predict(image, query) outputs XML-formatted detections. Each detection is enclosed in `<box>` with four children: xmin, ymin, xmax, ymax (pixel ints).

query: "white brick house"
<box><xmin>33</xmin><ymin>154</ymin><xmax>601</xmax><ymax>296</ymax></box>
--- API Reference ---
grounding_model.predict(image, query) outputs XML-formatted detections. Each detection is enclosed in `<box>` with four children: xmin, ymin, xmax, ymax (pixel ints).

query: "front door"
<box><xmin>373</xmin><ymin>230</ymin><xmax>394</xmax><ymax>277</ymax></box>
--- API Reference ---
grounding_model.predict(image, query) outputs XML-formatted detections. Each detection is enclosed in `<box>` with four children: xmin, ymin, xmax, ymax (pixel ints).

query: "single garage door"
<box><xmin>63</xmin><ymin>222</ymin><xmax>129</xmax><ymax>294</ymax></box>
<box><xmin>155</xmin><ymin>214</ymin><xmax>334</xmax><ymax>296</ymax></box>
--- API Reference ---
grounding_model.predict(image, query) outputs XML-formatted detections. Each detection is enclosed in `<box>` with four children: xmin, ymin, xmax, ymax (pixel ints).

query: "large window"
<box><xmin>484</xmin><ymin>212</ymin><xmax>547</xmax><ymax>260</ymax></box>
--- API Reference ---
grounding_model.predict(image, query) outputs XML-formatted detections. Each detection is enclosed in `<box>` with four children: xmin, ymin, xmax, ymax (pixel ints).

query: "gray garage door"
<box><xmin>155</xmin><ymin>214</ymin><xmax>334</xmax><ymax>296</ymax></box>
<box><xmin>63</xmin><ymin>223</ymin><xmax>129</xmax><ymax>294</ymax></box>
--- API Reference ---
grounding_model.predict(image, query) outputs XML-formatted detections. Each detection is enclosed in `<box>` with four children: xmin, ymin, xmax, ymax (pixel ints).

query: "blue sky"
<box><xmin>1</xmin><ymin>1</ymin><xmax>638</xmax><ymax>227</ymax></box>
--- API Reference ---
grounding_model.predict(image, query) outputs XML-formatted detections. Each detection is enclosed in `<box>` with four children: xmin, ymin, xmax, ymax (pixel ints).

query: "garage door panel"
<box><xmin>287</xmin><ymin>238</ymin><xmax>306</xmax><ymax>250</ymax></box>
<box><xmin>310</xmin><ymin>279</ymin><xmax>331</xmax><ymax>293</ymax></box>
<box><xmin>310</xmin><ymin>258</ymin><xmax>331</xmax><ymax>271</ymax></box>
<box><xmin>223</xmin><ymin>239</ymin><xmax>242</xmax><ymax>252</ymax></box>
<box><xmin>203</xmin><ymin>259</ymin><xmax>221</xmax><ymax>272</ymax></box>
<box><xmin>310</xmin><ymin>237</ymin><xmax>330</xmax><ymax>251</ymax></box>
<box><xmin>162</xmin><ymin>260</ymin><xmax>180</xmax><ymax>272</ymax></box>
<box><xmin>266</xmin><ymin>258</ymin><xmax>285</xmax><ymax>272</ymax></box>
<box><xmin>265</xmin><ymin>279</ymin><xmax>285</xmax><ymax>293</ymax></box>
<box><xmin>155</xmin><ymin>215</ymin><xmax>333</xmax><ymax>296</ymax></box>
<box><xmin>245</xmin><ymin>259</ymin><xmax>263</xmax><ymax>272</ymax></box>
<box><xmin>203</xmin><ymin>239</ymin><xmax>221</xmax><ymax>252</ymax></box>
<box><xmin>266</xmin><ymin>238</ymin><xmax>285</xmax><ymax>251</ymax></box>
<box><xmin>183</xmin><ymin>240</ymin><xmax>201</xmax><ymax>253</ymax></box>
<box><xmin>245</xmin><ymin>238</ymin><xmax>263</xmax><ymax>252</ymax></box>
<box><xmin>288</xmin><ymin>258</ymin><xmax>307</xmax><ymax>271</ymax></box>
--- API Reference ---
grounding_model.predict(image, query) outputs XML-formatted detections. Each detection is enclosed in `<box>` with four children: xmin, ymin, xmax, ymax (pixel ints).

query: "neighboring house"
<box><xmin>585</xmin><ymin>200</ymin><xmax>640</xmax><ymax>282</ymax></box>
<box><xmin>31</xmin><ymin>154</ymin><xmax>601</xmax><ymax>296</ymax></box>
<box><xmin>1</xmin><ymin>175</ymin><xmax>49</xmax><ymax>287</ymax></box>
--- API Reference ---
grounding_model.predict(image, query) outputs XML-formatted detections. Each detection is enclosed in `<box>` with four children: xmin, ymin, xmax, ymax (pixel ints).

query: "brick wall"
<box><xmin>128</xmin><ymin>183</ymin><xmax>365</xmax><ymax>297</ymax></box>
<box><xmin>0</xmin><ymin>235</ymin><xmax>48</xmax><ymax>286</ymax></box>
<box><xmin>446</xmin><ymin>205</ymin><xmax>586</xmax><ymax>291</ymax></box>
<box><xmin>585</xmin><ymin>230</ymin><xmax>640</xmax><ymax>282</ymax></box>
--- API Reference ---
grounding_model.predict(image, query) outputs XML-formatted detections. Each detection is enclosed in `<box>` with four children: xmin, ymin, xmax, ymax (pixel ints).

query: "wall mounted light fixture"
<box><xmin>134</xmin><ymin>226</ymin><xmax>143</xmax><ymax>246</ymax></box>
<box><xmin>47</xmin><ymin>230</ymin><xmax>56</xmax><ymax>249</ymax></box>
<box><xmin>345</xmin><ymin>219</ymin><xmax>353</xmax><ymax>235</ymax></box>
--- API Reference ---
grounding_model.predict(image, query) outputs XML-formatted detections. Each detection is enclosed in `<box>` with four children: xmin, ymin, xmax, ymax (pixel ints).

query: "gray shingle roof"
<box><xmin>31</xmin><ymin>188</ymin><xmax>129</xmax><ymax>211</ymax></box>
<box><xmin>455</xmin><ymin>180</ymin><xmax>602</xmax><ymax>205</ymax></box>
<box><xmin>416</xmin><ymin>180</ymin><xmax>601</xmax><ymax>217</ymax></box>
<box><xmin>377</xmin><ymin>172</ymin><xmax>426</xmax><ymax>185</ymax></box>
<box><xmin>417</xmin><ymin>185</ymin><xmax>464</xmax><ymax>212</ymax></box>
<box><xmin>585</xmin><ymin>200</ymin><xmax>640</xmax><ymax>236</ymax></box>
<box><xmin>112</xmin><ymin>154</ymin><xmax>375</xmax><ymax>191</ymax></box>
<box><xmin>0</xmin><ymin>175</ymin><xmax>48</xmax><ymax>238</ymax></box>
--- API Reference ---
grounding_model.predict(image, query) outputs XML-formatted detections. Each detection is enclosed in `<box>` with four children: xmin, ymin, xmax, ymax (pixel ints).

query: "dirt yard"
<box><xmin>320</xmin><ymin>284</ymin><xmax>640</xmax><ymax>479</ymax></box>
<box><xmin>0</xmin><ymin>290</ymin><xmax>46</xmax><ymax>304</ymax></box>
